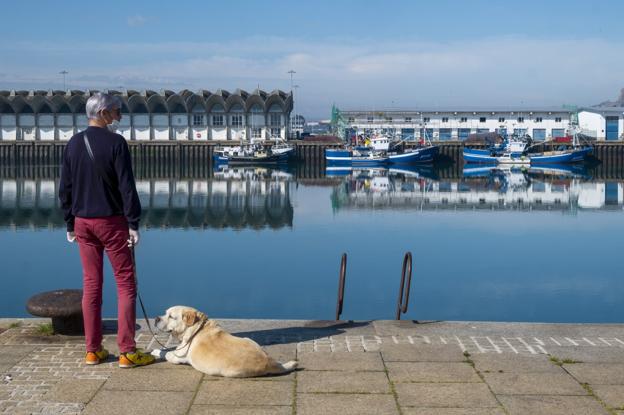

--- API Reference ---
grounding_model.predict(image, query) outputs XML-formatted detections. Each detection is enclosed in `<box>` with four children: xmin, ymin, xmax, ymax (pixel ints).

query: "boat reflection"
<box><xmin>330</xmin><ymin>164</ymin><xmax>624</xmax><ymax>212</ymax></box>
<box><xmin>0</xmin><ymin>166</ymin><xmax>293</xmax><ymax>230</ymax></box>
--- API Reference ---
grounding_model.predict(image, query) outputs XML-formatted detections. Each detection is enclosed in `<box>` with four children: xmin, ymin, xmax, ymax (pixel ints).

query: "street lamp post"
<box><xmin>287</xmin><ymin>70</ymin><xmax>296</xmax><ymax>138</ymax></box>
<box><xmin>59</xmin><ymin>70</ymin><xmax>68</xmax><ymax>90</ymax></box>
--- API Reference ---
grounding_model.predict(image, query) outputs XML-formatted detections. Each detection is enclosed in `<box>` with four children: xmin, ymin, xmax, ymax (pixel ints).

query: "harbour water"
<box><xmin>1</xmin><ymin>162</ymin><xmax>623</xmax><ymax>323</ymax></box>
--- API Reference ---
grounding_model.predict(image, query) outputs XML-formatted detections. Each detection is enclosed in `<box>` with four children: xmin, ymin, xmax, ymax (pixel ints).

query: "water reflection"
<box><xmin>0</xmin><ymin>166</ymin><xmax>293</xmax><ymax>230</ymax></box>
<box><xmin>2</xmin><ymin>164</ymin><xmax>623</xmax><ymax>230</ymax></box>
<box><xmin>330</xmin><ymin>164</ymin><xmax>624</xmax><ymax>213</ymax></box>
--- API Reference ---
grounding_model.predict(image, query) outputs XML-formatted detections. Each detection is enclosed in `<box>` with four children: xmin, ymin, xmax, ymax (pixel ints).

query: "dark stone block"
<box><xmin>26</xmin><ymin>289</ymin><xmax>84</xmax><ymax>335</ymax></box>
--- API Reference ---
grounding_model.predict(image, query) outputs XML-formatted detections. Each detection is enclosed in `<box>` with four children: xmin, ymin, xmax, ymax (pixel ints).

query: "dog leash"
<box><xmin>130</xmin><ymin>241</ymin><xmax>204</xmax><ymax>357</ymax></box>
<box><xmin>129</xmin><ymin>242</ymin><xmax>169</xmax><ymax>350</ymax></box>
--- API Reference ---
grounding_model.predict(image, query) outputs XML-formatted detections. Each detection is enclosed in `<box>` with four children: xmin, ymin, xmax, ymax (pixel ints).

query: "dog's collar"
<box><xmin>173</xmin><ymin>319</ymin><xmax>208</xmax><ymax>357</ymax></box>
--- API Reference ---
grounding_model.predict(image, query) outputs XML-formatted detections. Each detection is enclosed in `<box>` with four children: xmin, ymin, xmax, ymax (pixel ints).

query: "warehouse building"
<box><xmin>0</xmin><ymin>88</ymin><xmax>292</xmax><ymax>141</ymax></box>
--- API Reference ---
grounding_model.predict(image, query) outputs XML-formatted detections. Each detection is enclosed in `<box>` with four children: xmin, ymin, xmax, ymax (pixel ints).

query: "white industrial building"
<box><xmin>341</xmin><ymin>107</ymin><xmax>624</xmax><ymax>141</ymax></box>
<box><xmin>0</xmin><ymin>89</ymin><xmax>292</xmax><ymax>142</ymax></box>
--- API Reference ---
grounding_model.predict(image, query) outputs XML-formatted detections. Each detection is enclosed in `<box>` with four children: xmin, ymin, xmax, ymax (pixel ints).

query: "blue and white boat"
<box><xmin>213</xmin><ymin>144</ymin><xmax>290</xmax><ymax>165</ymax></box>
<box><xmin>528</xmin><ymin>146</ymin><xmax>592</xmax><ymax>164</ymax></box>
<box><xmin>325</xmin><ymin>148</ymin><xmax>389</xmax><ymax>167</ymax></box>
<box><xmin>368</xmin><ymin>133</ymin><xmax>439</xmax><ymax>164</ymax></box>
<box><xmin>388</xmin><ymin>145</ymin><xmax>439</xmax><ymax>164</ymax></box>
<box><xmin>463</xmin><ymin>133</ymin><xmax>592</xmax><ymax>165</ymax></box>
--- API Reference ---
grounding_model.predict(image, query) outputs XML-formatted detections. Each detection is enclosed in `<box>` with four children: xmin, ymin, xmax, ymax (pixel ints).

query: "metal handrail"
<box><xmin>395</xmin><ymin>252</ymin><xmax>413</xmax><ymax>320</ymax></box>
<box><xmin>335</xmin><ymin>253</ymin><xmax>347</xmax><ymax>320</ymax></box>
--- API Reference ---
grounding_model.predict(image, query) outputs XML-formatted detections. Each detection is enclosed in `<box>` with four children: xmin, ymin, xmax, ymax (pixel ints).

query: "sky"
<box><xmin>1</xmin><ymin>0</ymin><xmax>623</xmax><ymax>119</ymax></box>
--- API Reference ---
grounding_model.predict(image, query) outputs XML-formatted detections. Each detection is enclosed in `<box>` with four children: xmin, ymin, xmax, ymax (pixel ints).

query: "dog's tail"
<box><xmin>268</xmin><ymin>359</ymin><xmax>298</xmax><ymax>374</ymax></box>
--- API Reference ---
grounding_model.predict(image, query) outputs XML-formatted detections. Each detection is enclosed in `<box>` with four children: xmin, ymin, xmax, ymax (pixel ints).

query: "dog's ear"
<box><xmin>182</xmin><ymin>310</ymin><xmax>197</xmax><ymax>326</ymax></box>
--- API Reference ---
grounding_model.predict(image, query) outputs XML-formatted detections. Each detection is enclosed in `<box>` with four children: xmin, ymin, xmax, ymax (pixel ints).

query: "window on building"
<box><xmin>479</xmin><ymin>117</ymin><xmax>486</xmax><ymax>123</ymax></box>
<box><xmin>212</xmin><ymin>114</ymin><xmax>224</xmax><ymax>126</ymax></box>
<box><xmin>460</xmin><ymin>117</ymin><xmax>467</xmax><ymax>123</ymax></box>
<box><xmin>458</xmin><ymin>128</ymin><xmax>471</xmax><ymax>140</ymax></box>
<box><xmin>498</xmin><ymin>117</ymin><xmax>505</xmax><ymax>123</ymax></box>
<box><xmin>423</xmin><ymin>117</ymin><xmax>430</xmax><ymax>123</ymax></box>
<box><xmin>269</xmin><ymin>114</ymin><xmax>281</xmax><ymax>126</ymax></box>
<box><xmin>405</xmin><ymin>117</ymin><xmax>412</xmax><ymax>123</ymax></box>
<box><xmin>348</xmin><ymin>117</ymin><xmax>355</xmax><ymax>123</ymax></box>
<box><xmin>535</xmin><ymin>117</ymin><xmax>543</xmax><ymax>122</ymax></box>
<box><xmin>385</xmin><ymin>117</ymin><xmax>393</xmax><ymax>123</ymax></box>
<box><xmin>555</xmin><ymin>117</ymin><xmax>562</xmax><ymax>123</ymax></box>
<box><xmin>252</xmin><ymin>128</ymin><xmax>263</xmax><ymax>139</ymax></box>
<box><xmin>439</xmin><ymin>128</ymin><xmax>452</xmax><ymax>140</ymax></box>
<box><xmin>231</xmin><ymin>114</ymin><xmax>243</xmax><ymax>127</ymax></box>
<box><xmin>270</xmin><ymin>127</ymin><xmax>281</xmax><ymax>138</ymax></box>
<box><xmin>517</xmin><ymin>117</ymin><xmax>524</xmax><ymax>123</ymax></box>
<box><xmin>192</xmin><ymin>114</ymin><xmax>204</xmax><ymax>126</ymax></box>
<box><xmin>442</xmin><ymin>117</ymin><xmax>449</xmax><ymax>123</ymax></box>
<box><xmin>367</xmin><ymin>116</ymin><xmax>374</xmax><ymax>123</ymax></box>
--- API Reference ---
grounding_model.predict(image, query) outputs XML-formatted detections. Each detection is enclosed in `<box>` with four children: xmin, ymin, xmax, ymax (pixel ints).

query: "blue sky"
<box><xmin>1</xmin><ymin>0</ymin><xmax>623</xmax><ymax>119</ymax></box>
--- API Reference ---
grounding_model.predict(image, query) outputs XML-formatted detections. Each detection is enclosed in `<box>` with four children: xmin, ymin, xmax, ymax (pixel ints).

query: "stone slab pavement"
<box><xmin>1</xmin><ymin>318</ymin><xmax>623</xmax><ymax>414</ymax></box>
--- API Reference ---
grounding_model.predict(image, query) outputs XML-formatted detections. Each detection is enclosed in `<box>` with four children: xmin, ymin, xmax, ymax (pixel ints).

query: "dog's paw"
<box><xmin>150</xmin><ymin>349</ymin><xmax>166</xmax><ymax>359</ymax></box>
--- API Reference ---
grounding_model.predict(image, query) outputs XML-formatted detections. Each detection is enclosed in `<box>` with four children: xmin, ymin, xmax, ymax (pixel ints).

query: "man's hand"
<box><xmin>128</xmin><ymin>229</ymin><xmax>140</xmax><ymax>247</ymax></box>
<box><xmin>66</xmin><ymin>231</ymin><xmax>76</xmax><ymax>243</ymax></box>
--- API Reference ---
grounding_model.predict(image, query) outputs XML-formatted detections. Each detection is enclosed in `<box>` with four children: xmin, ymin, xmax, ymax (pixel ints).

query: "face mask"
<box><xmin>107</xmin><ymin>119</ymin><xmax>120</xmax><ymax>133</ymax></box>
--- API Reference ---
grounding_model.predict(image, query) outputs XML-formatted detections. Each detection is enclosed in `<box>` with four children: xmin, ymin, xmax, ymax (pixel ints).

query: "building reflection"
<box><xmin>330</xmin><ymin>165</ymin><xmax>624</xmax><ymax>213</ymax></box>
<box><xmin>0</xmin><ymin>166</ymin><xmax>293</xmax><ymax>230</ymax></box>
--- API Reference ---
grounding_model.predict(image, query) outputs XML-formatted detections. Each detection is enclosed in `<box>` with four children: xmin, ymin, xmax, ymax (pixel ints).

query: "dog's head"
<box><xmin>154</xmin><ymin>306</ymin><xmax>208</xmax><ymax>337</ymax></box>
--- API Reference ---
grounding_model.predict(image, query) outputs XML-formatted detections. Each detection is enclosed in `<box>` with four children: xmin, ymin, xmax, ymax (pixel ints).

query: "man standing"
<box><xmin>59</xmin><ymin>92</ymin><xmax>154</xmax><ymax>368</ymax></box>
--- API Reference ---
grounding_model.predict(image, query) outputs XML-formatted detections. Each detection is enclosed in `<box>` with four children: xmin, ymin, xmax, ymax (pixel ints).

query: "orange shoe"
<box><xmin>119</xmin><ymin>349</ymin><xmax>155</xmax><ymax>368</ymax></box>
<box><xmin>85</xmin><ymin>347</ymin><xmax>109</xmax><ymax>365</ymax></box>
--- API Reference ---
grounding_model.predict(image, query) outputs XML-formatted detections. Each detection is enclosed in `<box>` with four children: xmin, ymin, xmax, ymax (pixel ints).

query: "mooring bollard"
<box><xmin>395</xmin><ymin>252</ymin><xmax>413</xmax><ymax>320</ymax></box>
<box><xmin>335</xmin><ymin>253</ymin><xmax>347</xmax><ymax>321</ymax></box>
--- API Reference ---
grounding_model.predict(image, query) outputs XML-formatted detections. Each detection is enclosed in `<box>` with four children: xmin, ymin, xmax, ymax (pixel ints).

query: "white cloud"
<box><xmin>127</xmin><ymin>15</ymin><xmax>148</xmax><ymax>27</ymax></box>
<box><xmin>1</xmin><ymin>35</ymin><xmax>623</xmax><ymax>118</ymax></box>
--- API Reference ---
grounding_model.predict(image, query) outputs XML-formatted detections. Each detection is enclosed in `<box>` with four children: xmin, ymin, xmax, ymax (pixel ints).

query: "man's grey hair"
<box><xmin>86</xmin><ymin>93</ymin><xmax>122</xmax><ymax>120</ymax></box>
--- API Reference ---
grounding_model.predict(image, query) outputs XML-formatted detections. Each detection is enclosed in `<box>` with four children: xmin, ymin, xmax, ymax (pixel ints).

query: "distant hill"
<box><xmin>596</xmin><ymin>88</ymin><xmax>624</xmax><ymax>107</ymax></box>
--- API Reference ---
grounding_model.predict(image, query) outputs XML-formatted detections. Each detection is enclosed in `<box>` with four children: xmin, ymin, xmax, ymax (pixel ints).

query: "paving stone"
<box><xmin>546</xmin><ymin>346</ymin><xmax>624</xmax><ymax>363</ymax></box>
<box><xmin>564</xmin><ymin>363</ymin><xmax>624</xmax><ymax>385</ymax></box>
<box><xmin>0</xmin><ymin>345</ymin><xmax>36</xmax><ymax>365</ymax></box>
<box><xmin>497</xmin><ymin>394</ymin><xmax>610</xmax><ymax>415</ymax></box>
<box><xmin>591</xmin><ymin>385</ymin><xmax>624</xmax><ymax>409</ymax></box>
<box><xmin>194</xmin><ymin>379</ymin><xmax>293</xmax><ymax>406</ymax></box>
<box><xmin>297</xmin><ymin>351</ymin><xmax>384</xmax><ymax>371</ymax></box>
<box><xmin>386</xmin><ymin>362</ymin><xmax>481</xmax><ymax>383</ymax></box>
<box><xmin>482</xmin><ymin>372</ymin><xmax>587</xmax><ymax>395</ymax></box>
<box><xmin>262</xmin><ymin>343</ymin><xmax>297</xmax><ymax>362</ymax></box>
<box><xmin>381</xmin><ymin>345</ymin><xmax>467</xmax><ymax>362</ymax></box>
<box><xmin>141</xmin><ymin>359</ymin><xmax>196</xmax><ymax>370</ymax></box>
<box><xmin>297</xmin><ymin>370</ymin><xmax>390</xmax><ymax>393</ymax></box>
<box><xmin>201</xmin><ymin>371</ymin><xmax>296</xmax><ymax>382</ymax></box>
<box><xmin>188</xmin><ymin>405</ymin><xmax>292</xmax><ymax>415</ymax></box>
<box><xmin>42</xmin><ymin>379</ymin><xmax>104</xmax><ymax>403</ymax></box>
<box><xmin>83</xmin><ymin>390</ymin><xmax>194</xmax><ymax>415</ymax></box>
<box><xmin>471</xmin><ymin>354</ymin><xmax>564</xmax><ymax>373</ymax></box>
<box><xmin>102</xmin><ymin>368</ymin><xmax>203</xmax><ymax>391</ymax></box>
<box><xmin>296</xmin><ymin>393</ymin><xmax>398</xmax><ymax>415</ymax></box>
<box><xmin>401</xmin><ymin>409</ymin><xmax>506</xmax><ymax>415</ymax></box>
<box><xmin>395</xmin><ymin>383</ymin><xmax>499</xmax><ymax>408</ymax></box>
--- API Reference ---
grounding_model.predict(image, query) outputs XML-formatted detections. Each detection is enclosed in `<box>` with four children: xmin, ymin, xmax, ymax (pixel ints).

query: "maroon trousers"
<box><xmin>74</xmin><ymin>216</ymin><xmax>136</xmax><ymax>353</ymax></box>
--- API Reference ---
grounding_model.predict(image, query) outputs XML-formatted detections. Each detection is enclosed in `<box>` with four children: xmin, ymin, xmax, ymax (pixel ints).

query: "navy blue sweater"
<box><xmin>59</xmin><ymin>126</ymin><xmax>141</xmax><ymax>232</ymax></box>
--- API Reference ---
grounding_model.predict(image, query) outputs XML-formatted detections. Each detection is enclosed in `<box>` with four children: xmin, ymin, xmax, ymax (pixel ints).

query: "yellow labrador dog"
<box><xmin>151</xmin><ymin>306</ymin><xmax>298</xmax><ymax>377</ymax></box>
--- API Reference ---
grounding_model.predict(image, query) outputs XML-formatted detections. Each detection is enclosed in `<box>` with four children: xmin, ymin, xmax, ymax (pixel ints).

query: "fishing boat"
<box><xmin>358</xmin><ymin>131</ymin><xmax>439</xmax><ymax>164</ymax></box>
<box><xmin>270</xmin><ymin>139</ymin><xmax>295</xmax><ymax>157</ymax></box>
<box><xmin>325</xmin><ymin>148</ymin><xmax>389</xmax><ymax>167</ymax></box>
<box><xmin>213</xmin><ymin>144</ymin><xmax>290</xmax><ymax>164</ymax></box>
<box><xmin>463</xmin><ymin>132</ymin><xmax>592</xmax><ymax>165</ymax></box>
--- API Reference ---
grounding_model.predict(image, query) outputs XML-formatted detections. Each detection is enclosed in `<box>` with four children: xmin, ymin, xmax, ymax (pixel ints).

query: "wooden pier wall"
<box><xmin>1</xmin><ymin>140</ymin><xmax>624</xmax><ymax>180</ymax></box>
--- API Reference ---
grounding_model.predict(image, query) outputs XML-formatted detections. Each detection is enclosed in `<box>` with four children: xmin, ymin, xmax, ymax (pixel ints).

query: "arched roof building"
<box><xmin>0</xmin><ymin>88</ymin><xmax>293</xmax><ymax>141</ymax></box>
